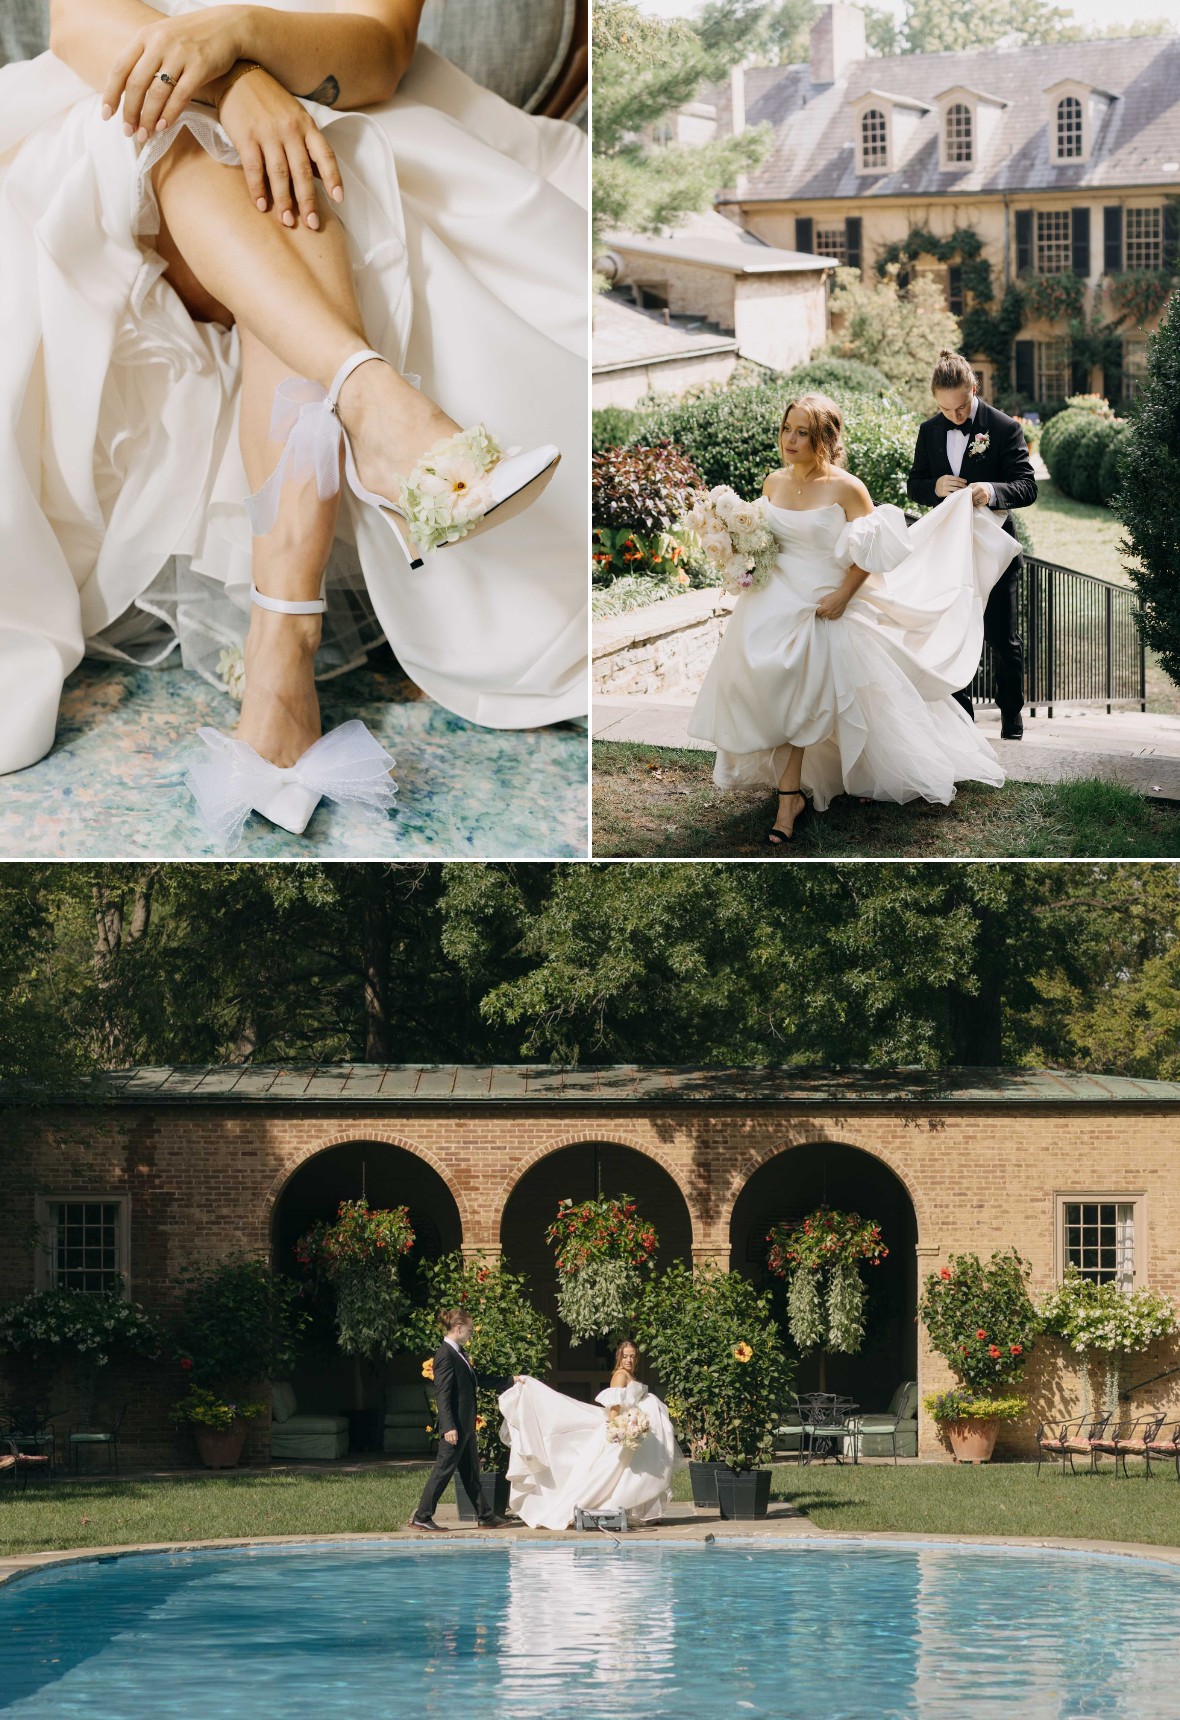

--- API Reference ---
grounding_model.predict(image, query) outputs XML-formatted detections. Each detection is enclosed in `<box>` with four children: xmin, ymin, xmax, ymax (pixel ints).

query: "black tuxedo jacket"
<box><xmin>907</xmin><ymin>398</ymin><xmax>1037</xmax><ymax>555</ymax></box>
<box><xmin>431</xmin><ymin>1341</ymin><xmax>514</xmax><ymax>1438</ymax></box>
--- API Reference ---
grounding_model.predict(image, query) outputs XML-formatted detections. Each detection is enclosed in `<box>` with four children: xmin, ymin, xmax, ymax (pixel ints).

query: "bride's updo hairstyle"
<box><xmin>930</xmin><ymin>349</ymin><xmax>977</xmax><ymax>393</ymax></box>
<box><xmin>614</xmin><ymin>1338</ymin><xmax>638</xmax><ymax>1372</ymax></box>
<box><xmin>778</xmin><ymin>392</ymin><xmax>846</xmax><ymax>470</ymax></box>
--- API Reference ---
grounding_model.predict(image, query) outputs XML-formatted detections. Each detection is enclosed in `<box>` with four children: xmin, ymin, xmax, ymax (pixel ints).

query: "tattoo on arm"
<box><xmin>301</xmin><ymin>74</ymin><xmax>340</xmax><ymax>106</ymax></box>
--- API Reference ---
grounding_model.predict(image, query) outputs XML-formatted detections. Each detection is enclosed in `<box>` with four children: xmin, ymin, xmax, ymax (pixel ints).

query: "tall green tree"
<box><xmin>1117</xmin><ymin>290</ymin><xmax>1180</xmax><ymax>692</ymax></box>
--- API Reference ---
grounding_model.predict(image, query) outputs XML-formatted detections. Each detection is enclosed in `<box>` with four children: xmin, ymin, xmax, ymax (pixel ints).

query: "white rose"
<box><xmin>728</xmin><ymin>504</ymin><xmax>758</xmax><ymax>535</ymax></box>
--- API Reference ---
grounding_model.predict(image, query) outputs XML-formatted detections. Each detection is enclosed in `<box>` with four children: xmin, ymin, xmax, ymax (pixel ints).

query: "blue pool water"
<box><xmin>2</xmin><ymin>1539</ymin><xmax>1179</xmax><ymax>1719</ymax></box>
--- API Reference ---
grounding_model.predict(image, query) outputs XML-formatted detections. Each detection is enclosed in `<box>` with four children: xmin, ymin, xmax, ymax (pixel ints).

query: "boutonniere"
<box><xmin>968</xmin><ymin>432</ymin><xmax>990</xmax><ymax>458</ymax></box>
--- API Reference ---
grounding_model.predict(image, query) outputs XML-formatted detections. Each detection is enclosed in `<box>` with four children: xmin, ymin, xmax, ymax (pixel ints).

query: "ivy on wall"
<box><xmin>876</xmin><ymin>225</ymin><xmax>1018</xmax><ymax>387</ymax></box>
<box><xmin>1107</xmin><ymin>270</ymin><xmax>1177</xmax><ymax>326</ymax></box>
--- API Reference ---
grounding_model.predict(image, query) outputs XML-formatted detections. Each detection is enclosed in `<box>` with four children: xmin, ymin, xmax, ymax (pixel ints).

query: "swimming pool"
<box><xmin>2</xmin><ymin>1538</ymin><xmax>1179</xmax><ymax>1718</ymax></box>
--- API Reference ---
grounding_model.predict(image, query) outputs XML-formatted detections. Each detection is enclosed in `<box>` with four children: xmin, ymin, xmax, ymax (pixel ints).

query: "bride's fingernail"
<box><xmin>102</xmin><ymin>104</ymin><xmax>112</xmax><ymax>121</ymax></box>
<box><xmin>135</xmin><ymin>126</ymin><xmax>148</xmax><ymax>143</ymax></box>
<box><xmin>307</xmin><ymin>214</ymin><xmax>320</xmax><ymax>230</ymax></box>
<box><xmin>282</xmin><ymin>211</ymin><xmax>295</xmax><ymax>227</ymax></box>
<box><xmin>156</xmin><ymin>118</ymin><xmax>167</xmax><ymax>131</ymax></box>
<box><xmin>331</xmin><ymin>186</ymin><xmax>343</xmax><ymax>202</ymax></box>
<box><xmin>123</xmin><ymin>122</ymin><xmax>134</xmax><ymax>136</ymax></box>
<box><xmin>257</xmin><ymin>197</ymin><xmax>268</xmax><ymax>211</ymax></box>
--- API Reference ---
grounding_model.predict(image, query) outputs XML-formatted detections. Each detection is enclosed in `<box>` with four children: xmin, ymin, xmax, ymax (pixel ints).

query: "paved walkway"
<box><xmin>593</xmin><ymin>696</ymin><xmax>1180</xmax><ymax>800</ymax></box>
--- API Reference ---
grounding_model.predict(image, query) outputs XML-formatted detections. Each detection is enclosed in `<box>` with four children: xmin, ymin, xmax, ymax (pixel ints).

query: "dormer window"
<box><xmin>861</xmin><ymin>107</ymin><xmax>887</xmax><ymax>170</ymax></box>
<box><xmin>945</xmin><ymin>103</ymin><xmax>972</xmax><ymax>165</ymax></box>
<box><xmin>1056</xmin><ymin>95</ymin><xmax>1083</xmax><ymax>160</ymax></box>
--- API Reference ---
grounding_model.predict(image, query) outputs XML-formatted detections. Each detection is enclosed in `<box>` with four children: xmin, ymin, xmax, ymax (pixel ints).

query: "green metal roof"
<box><xmin>5</xmin><ymin>1066</ymin><xmax>1180</xmax><ymax>1107</ymax></box>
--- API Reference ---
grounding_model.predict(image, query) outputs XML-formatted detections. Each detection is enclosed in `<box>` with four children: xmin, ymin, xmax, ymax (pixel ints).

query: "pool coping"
<box><xmin>4</xmin><ymin>1523</ymin><xmax>1180</xmax><ymax>1589</ymax></box>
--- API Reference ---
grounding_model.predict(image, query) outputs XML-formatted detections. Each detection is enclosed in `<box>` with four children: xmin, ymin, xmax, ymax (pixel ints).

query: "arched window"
<box><xmin>861</xmin><ymin>108</ymin><xmax>888</xmax><ymax>170</ymax></box>
<box><xmin>1056</xmin><ymin>95</ymin><xmax>1083</xmax><ymax>159</ymax></box>
<box><xmin>945</xmin><ymin>102</ymin><xmax>972</xmax><ymax>165</ymax></box>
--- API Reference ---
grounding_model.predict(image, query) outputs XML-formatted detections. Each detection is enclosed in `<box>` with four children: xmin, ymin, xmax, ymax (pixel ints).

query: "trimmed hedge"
<box><xmin>639</xmin><ymin>383</ymin><xmax>919</xmax><ymax>507</ymax></box>
<box><xmin>1041</xmin><ymin>408</ymin><xmax>1127</xmax><ymax>506</ymax></box>
<box><xmin>1098</xmin><ymin>425</ymin><xmax>1128</xmax><ymax>508</ymax></box>
<box><xmin>592</xmin><ymin>405</ymin><xmax>647</xmax><ymax>454</ymax></box>
<box><xmin>773</xmin><ymin>356</ymin><xmax>895</xmax><ymax>401</ymax></box>
<box><xmin>1116</xmin><ymin>289</ymin><xmax>1180</xmax><ymax>686</ymax></box>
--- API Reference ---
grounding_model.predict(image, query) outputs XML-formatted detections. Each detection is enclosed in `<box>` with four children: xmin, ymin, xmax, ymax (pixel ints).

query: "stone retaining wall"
<box><xmin>592</xmin><ymin>589</ymin><xmax>733</xmax><ymax>698</ymax></box>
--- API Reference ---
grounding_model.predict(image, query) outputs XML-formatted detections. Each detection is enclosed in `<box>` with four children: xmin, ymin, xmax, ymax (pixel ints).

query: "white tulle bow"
<box><xmin>186</xmin><ymin>719</ymin><xmax>399</xmax><ymax>849</ymax></box>
<box><xmin>244</xmin><ymin>370</ymin><xmax>422</xmax><ymax>537</ymax></box>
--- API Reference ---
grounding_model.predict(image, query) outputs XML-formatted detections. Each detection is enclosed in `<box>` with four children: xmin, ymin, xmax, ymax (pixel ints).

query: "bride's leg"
<box><xmin>773</xmin><ymin>746</ymin><xmax>806</xmax><ymax>838</ymax></box>
<box><xmin>151</xmin><ymin>130</ymin><xmax>459</xmax><ymax>505</ymax></box>
<box><xmin>234</xmin><ymin>327</ymin><xmax>337</xmax><ymax>766</ymax></box>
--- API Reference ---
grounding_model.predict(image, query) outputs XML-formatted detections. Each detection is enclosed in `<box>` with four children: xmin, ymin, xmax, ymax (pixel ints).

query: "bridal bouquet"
<box><xmin>606</xmin><ymin>1405</ymin><xmax>650</xmax><ymax>1452</ymax></box>
<box><xmin>679</xmin><ymin>486</ymin><xmax>777</xmax><ymax>595</ymax></box>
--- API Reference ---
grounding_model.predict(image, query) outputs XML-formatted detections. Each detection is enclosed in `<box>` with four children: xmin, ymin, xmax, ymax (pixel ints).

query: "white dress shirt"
<box><xmin>945</xmin><ymin>397</ymin><xmax>999</xmax><ymax>511</ymax></box>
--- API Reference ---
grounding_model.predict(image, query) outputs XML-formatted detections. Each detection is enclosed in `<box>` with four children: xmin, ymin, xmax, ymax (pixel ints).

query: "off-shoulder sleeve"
<box><xmin>834</xmin><ymin>504</ymin><xmax>912</xmax><ymax>574</ymax></box>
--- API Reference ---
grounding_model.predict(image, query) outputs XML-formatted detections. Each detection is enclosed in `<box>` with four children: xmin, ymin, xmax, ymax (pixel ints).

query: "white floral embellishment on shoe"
<box><xmin>968</xmin><ymin>432</ymin><xmax>990</xmax><ymax>458</ymax></box>
<box><xmin>216</xmin><ymin>646</ymin><xmax>246</xmax><ymax>702</ymax></box>
<box><xmin>398</xmin><ymin>425</ymin><xmax>504</xmax><ymax>554</ymax></box>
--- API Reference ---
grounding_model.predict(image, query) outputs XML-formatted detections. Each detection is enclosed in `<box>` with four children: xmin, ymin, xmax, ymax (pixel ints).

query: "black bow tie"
<box><xmin>945</xmin><ymin>418</ymin><xmax>974</xmax><ymax>432</ymax></box>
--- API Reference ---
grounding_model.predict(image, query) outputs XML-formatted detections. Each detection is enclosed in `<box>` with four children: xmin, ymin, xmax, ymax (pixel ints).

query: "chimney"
<box><xmin>809</xmin><ymin>2</ymin><xmax>866</xmax><ymax>85</ymax></box>
<box><xmin>730</xmin><ymin>62</ymin><xmax>746</xmax><ymax>136</ymax></box>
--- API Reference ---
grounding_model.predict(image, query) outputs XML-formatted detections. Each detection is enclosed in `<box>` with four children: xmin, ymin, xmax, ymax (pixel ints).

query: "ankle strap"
<box><xmin>250</xmin><ymin>583</ymin><xmax>327</xmax><ymax>615</ymax></box>
<box><xmin>326</xmin><ymin>348</ymin><xmax>388</xmax><ymax>410</ymax></box>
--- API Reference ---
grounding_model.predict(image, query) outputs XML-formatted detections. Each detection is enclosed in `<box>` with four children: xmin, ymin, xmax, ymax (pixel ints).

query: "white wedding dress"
<box><xmin>687</xmin><ymin>487</ymin><xmax>1017</xmax><ymax>808</ymax></box>
<box><xmin>0</xmin><ymin>0</ymin><xmax>587</xmax><ymax>776</ymax></box>
<box><xmin>499</xmin><ymin>1377</ymin><xmax>682</xmax><ymax>1531</ymax></box>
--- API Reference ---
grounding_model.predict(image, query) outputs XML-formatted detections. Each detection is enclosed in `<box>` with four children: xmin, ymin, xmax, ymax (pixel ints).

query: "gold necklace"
<box><xmin>793</xmin><ymin>462</ymin><xmax>819</xmax><ymax>500</ymax></box>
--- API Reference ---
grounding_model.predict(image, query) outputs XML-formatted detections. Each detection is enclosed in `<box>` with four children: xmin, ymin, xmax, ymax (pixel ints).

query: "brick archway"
<box><xmin>262</xmin><ymin>1131</ymin><xmax>474</xmax><ymax>1244</ymax></box>
<box><xmin>494</xmin><ymin>1131</ymin><xmax>702</xmax><ymax>1242</ymax></box>
<box><xmin>716</xmin><ymin>1128</ymin><xmax>929</xmax><ymax>1245</ymax></box>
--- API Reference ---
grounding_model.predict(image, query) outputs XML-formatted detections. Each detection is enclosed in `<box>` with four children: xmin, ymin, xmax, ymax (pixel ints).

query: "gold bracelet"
<box><xmin>217</xmin><ymin>60</ymin><xmax>264</xmax><ymax>111</ymax></box>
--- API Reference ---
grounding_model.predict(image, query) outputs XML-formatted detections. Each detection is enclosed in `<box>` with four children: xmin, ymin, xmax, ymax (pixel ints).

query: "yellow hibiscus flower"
<box><xmin>421</xmin><ymin>1358</ymin><xmax>434</xmax><ymax>1380</ymax></box>
<box><xmin>734</xmin><ymin>1342</ymin><xmax>754</xmax><ymax>1363</ymax></box>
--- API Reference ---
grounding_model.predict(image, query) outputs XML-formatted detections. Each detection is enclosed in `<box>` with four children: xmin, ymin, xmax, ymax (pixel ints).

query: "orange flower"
<box><xmin>734</xmin><ymin>1342</ymin><xmax>753</xmax><ymax>1363</ymax></box>
<box><xmin>976</xmin><ymin>1330</ymin><xmax>987</xmax><ymax>1341</ymax></box>
<box><xmin>939</xmin><ymin>1268</ymin><xmax>951</xmax><ymax>1280</ymax></box>
<box><xmin>421</xmin><ymin>1358</ymin><xmax>435</xmax><ymax>1380</ymax></box>
<box><xmin>1010</xmin><ymin>1344</ymin><xmax>1023</xmax><ymax>1356</ymax></box>
<box><xmin>988</xmin><ymin>1345</ymin><xmax>1001</xmax><ymax>1358</ymax></box>
<box><xmin>475</xmin><ymin>1416</ymin><xmax>487</xmax><ymax>1430</ymax></box>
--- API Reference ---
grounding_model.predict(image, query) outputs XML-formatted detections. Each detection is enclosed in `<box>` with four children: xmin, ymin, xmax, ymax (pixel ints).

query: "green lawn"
<box><xmin>3</xmin><ymin>1462</ymin><xmax>1178</xmax><ymax>1557</ymax></box>
<box><xmin>593</xmin><ymin>742</ymin><xmax>1180</xmax><ymax>859</ymax></box>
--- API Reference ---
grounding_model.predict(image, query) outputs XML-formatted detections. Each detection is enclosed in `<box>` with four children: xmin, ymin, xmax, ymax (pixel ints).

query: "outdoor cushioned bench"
<box><xmin>849</xmin><ymin>1380</ymin><xmax>919</xmax><ymax>1460</ymax></box>
<box><xmin>383</xmin><ymin>1385</ymin><xmax>436</xmax><ymax>1457</ymax></box>
<box><xmin>270</xmin><ymin>1382</ymin><xmax>349</xmax><ymax>1462</ymax></box>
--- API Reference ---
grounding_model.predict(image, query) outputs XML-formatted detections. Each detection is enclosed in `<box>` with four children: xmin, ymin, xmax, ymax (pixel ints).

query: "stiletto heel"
<box><xmin>768</xmin><ymin>788</ymin><xmax>810</xmax><ymax>846</ymax></box>
<box><xmin>243</xmin><ymin>348</ymin><xmax>561</xmax><ymax>569</ymax></box>
<box><xmin>184</xmin><ymin>583</ymin><xmax>398</xmax><ymax>850</ymax></box>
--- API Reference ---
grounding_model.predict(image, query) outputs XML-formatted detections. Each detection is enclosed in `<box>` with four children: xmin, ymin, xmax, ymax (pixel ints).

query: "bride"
<box><xmin>686</xmin><ymin>391</ymin><xmax>1016</xmax><ymax>844</ymax></box>
<box><xmin>0</xmin><ymin>0</ymin><xmax>584</xmax><ymax>843</ymax></box>
<box><xmin>499</xmin><ymin>1340</ymin><xmax>682</xmax><ymax>1530</ymax></box>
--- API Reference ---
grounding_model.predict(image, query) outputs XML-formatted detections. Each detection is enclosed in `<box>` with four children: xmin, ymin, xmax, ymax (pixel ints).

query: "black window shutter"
<box><xmin>1071</xmin><ymin>357</ymin><xmax>1090</xmax><ymax>394</ymax></box>
<box><xmin>1015</xmin><ymin>209</ymin><xmax>1033</xmax><ymax>277</ymax></box>
<box><xmin>1104</xmin><ymin>206</ymin><xmax>1123</xmax><ymax>274</ymax></box>
<box><xmin>947</xmin><ymin>264</ymin><xmax>963</xmax><ymax>315</ymax></box>
<box><xmin>1072</xmin><ymin>206</ymin><xmax>1090</xmax><ymax>278</ymax></box>
<box><xmin>1015</xmin><ymin>339</ymin><xmax>1036</xmax><ymax>398</ymax></box>
<box><xmin>845</xmin><ymin>215</ymin><xmax>862</xmax><ymax>272</ymax></box>
<box><xmin>1164</xmin><ymin>202</ymin><xmax>1179</xmax><ymax>271</ymax></box>
<box><xmin>795</xmin><ymin>216</ymin><xmax>814</xmax><ymax>254</ymax></box>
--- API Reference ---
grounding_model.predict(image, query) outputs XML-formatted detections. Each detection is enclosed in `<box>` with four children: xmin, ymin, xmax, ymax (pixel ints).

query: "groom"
<box><xmin>907</xmin><ymin>350</ymin><xmax>1037</xmax><ymax>739</ymax></box>
<box><xmin>410</xmin><ymin>1308</ymin><xmax>522</xmax><ymax>1532</ymax></box>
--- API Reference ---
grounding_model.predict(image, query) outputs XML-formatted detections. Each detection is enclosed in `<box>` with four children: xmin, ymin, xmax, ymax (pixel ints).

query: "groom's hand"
<box><xmin>444</xmin><ymin>1430</ymin><xmax>458</xmax><ymax>1445</ymax></box>
<box><xmin>935</xmin><ymin>475</ymin><xmax>967</xmax><ymax>498</ymax></box>
<box><xmin>969</xmin><ymin>483</ymin><xmax>991</xmax><ymax>508</ymax></box>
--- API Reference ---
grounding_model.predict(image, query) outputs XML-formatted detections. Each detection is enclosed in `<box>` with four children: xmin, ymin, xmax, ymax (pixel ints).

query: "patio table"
<box><xmin>794</xmin><ymin>1393</ymin><xmax>860</xmax><ymax>1466</ymax></box>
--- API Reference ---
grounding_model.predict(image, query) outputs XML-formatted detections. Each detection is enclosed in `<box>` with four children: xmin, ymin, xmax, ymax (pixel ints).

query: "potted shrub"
<box><xmin>295</xmin><ymin>1200</ymin><xmax>415</xmax><ymax>1440</ymax></box>
<box><xmin>767</xmin><ymin>1206</ymin><xmax>888</xmax><ymax>1391</ymax></box>
<box><xmin>545</xmin><ymin>1194</ymin><xmax>659</xmax><ymax>1352</ymax></box>
<box><xmin>1039</xmin><ymin>1266</ymin><xmax>1178</xmax><ymax>1416</ymax></box>
<box><xmin>172</xmin><ymin>1250</ymin><xmax>307</xmax><ymax>1462</ymax></box>
<box><xmin>171</xmin><ymin>1386</ymin><xmax>266</xmax><ymax>1469</ymax></box>
<box><xmin>406</xmin><ymin>1252</ymin><xmax>552</xmax><ymax>1520</ymax></box>
<box><xmin>918</xmin><ymin>1250</ymin><xmax>1041</xmax><ymax>1463</ymax></box>
<box><xmin>0</xmin><ymin>1282</ymin><xmax>160</xmax><ymax>1430</ymax></box>
<box><xmin>638</xmin><ymin>1262</ymin><xmax>792</xmax><ymax>1518</ymax></box>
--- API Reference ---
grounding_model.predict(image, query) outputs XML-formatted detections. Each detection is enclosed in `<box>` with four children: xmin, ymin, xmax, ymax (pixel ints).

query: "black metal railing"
<box><xmin>970</xmin><ymin>556</ymin><xmax>1146</xmax><ymax>717</ymax></box>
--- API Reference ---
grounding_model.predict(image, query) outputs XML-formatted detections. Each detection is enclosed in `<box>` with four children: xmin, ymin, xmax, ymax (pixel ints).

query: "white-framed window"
<box><xmin>36</xmin><ymin>1196</ymin><xmax>130</xmax><ymax>1296</ymax></box>
<box><xmin>1036</xmin><ymin>209</ymin><xmax>1072</xmax><ymax>275</ymax></box>
<box><xmin>860</xmin><ymin>108</ymin><xmax>888</xmax><ymax>171</ymax></box>
<box><xmin>945</xmin><ymin>102</ymin><xmax>972</xmax><ymax>165</ymax></box>
<box><xmin>1055</xmin><ymin>95</ymin><xmax>1084</xmax><ymax>160</ymax></box>
<box><xmin>1058</xmin><ymin>1197</ymin><xmax>1139</xmax><ymax>1290</ymax></box>
<box><xmin>1124</xmin><ymin>207</ymin><xmax>1162</xmax><ymax>272</ymax></box>
<box><xmin>1036</xmin><ymin>337</ymin><xmax>1071</xmax><ymax>400</ymax></box>
<box><xmin>1123</xmin><ymin>339</ymin><xmax>1149</xmax><ymax>402</ymax></box>
<box><xmin>815</xmin><ymin>225</ymin><xmax>848</xmax><ymax>264</ymax></box>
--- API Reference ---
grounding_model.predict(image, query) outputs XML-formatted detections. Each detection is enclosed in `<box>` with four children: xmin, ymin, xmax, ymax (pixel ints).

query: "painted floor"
<box><xmin>0</xmin><ymin>657</ymin><xmax>588</xmax><ymax>859</ymax></box>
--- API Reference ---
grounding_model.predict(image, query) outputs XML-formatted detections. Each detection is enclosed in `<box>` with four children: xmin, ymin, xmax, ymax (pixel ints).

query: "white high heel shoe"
<box><xmin>244</xmin><ymin>348</ymin><xmax>561</xmax><ymax>569</ymax></box>
<box><xmin>185</xmin><ymin>584</ymin><xmax>399</xmax><ymax>850</ymax></box>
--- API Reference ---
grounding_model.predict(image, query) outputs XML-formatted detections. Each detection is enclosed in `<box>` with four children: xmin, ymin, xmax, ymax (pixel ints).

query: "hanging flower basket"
<box><xmin>545</xmin><ymin>1196</ymin><xmax>659</xmax><ymax>1345</ymax></box>
<box><xmin>767</xmin><ymin>1207</ymin><xmax>887</xmax><ymax>1360</ymax></box>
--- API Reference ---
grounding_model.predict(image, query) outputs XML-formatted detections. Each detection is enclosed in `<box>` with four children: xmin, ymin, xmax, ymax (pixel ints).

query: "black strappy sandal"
<box><xmin>768</xmin><ymin>788</ymin><xmax>811</xmax><ymax>846</ymax></box>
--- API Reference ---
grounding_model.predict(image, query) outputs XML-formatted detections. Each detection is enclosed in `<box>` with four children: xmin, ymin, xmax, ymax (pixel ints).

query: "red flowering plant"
<box><xmin>767</xmin><ymin>1207</ymin><xmax>887</xmax><ymax>1363</ymax></box>
<box><xmin>918</xmin><ymin>1249</ymin><xmax>1041</xmax><ymax>1424</ymax></box>
<box><xmin>294</xmin><ymin>1201</ymin><xmax>415</xmax><ymax>1400</ymax></box>
<box><xmin>545</xmin><ymin>1195</ymin><xmax>659</xmax><ymax>1346</ymax></box>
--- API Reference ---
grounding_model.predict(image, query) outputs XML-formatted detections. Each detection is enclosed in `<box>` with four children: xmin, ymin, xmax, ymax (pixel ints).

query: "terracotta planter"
<box><xmin>715</xmin><ymin>1466</ymin><xmax>772</xmax><ymax>1520</ymax></box>
<box><xmin>943</xmin><ymin>1417</ymin><xmax>1000</xmax><ymax>1464</ymax></box>
<box><xmin>689</xmin><ymin>1460</ymin><xmax>728</xmax><ymax>1508</ymax></box>
<box><xmin>194</xmin><ymin>1421</ymin><xmax>249</xmax><ymax>1469</ymax></box>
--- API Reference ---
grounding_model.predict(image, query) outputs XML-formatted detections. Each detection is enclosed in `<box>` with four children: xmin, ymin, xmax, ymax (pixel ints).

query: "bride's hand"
<box><xmin>217</xmin><ymin>71</ymin><xmax>344</xmax><ymax>228</ymax></box>
<box><xmin>816</xmin><ymin>584</ymin><xmax>853</xmax><ymax>621</ymax></box>
<box><xmin>102</xmin><ymin>8</ymin><xmax>249</xmax><ymax>138</ymax></box>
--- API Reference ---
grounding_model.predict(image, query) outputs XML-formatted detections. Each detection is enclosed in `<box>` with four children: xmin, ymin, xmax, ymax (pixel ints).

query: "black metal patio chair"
<box><xmin>69</xmin><ymin>1405</ymin><xmax>127</xmax><ymax>1474</ymax></box>
<box><xmin>1145</xmin><ymin>1420</ymin><xmax>1180</xmax><ymax>1481</ymax></box>
<box><xmin>1089</xmin><ymin>1412</ymin><xmax>1166</xmax><ymax>1478</ymax></box>
<box><xmin>794</xmin><ymin>1393</ymin><xmax>860</xmax><ymax>1467</ymax></box>
<box><xmin>2</xmin><ymin>1403</ymin><xmax>59</xmax><ymax>1480</ymax></box>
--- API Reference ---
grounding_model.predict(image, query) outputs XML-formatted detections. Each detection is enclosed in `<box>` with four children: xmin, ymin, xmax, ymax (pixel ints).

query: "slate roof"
<box><xmin>6</xmin><ymin>1066</ymin><xmax>1180</xmax><ymax>1107</ymax></box>
<box><xmin>712</xmin><ymin>34</ymin><xmax>1180</xmax><ymax>203</ymax></box>
<box><xmin>592</xmin><ymin>295</ymin><xmax>737</xmax><ymax>372</ymax></box>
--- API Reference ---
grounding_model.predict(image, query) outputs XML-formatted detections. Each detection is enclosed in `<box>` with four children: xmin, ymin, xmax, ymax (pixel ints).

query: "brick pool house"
<box><xmin>3</xmin><ymin>1064</ymin><xmax>1179</xmax><ymax>1465</ymax></box>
